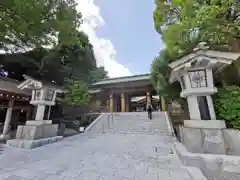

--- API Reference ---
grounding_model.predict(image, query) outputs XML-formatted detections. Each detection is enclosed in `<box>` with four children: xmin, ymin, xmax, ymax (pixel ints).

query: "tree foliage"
<box><xmin>89</xmin><ymin>67</ymin><xmax>108</xmax><ymax>83</ymax></box>
<box><xmin>0</xmin><ymin>32</ymin><xmax>108</xmax><ymax>105</ymax></box>
<box><xmin>151</xmin><ymin>0</ymin><xmax>240</xmax><ymax>100</ymax></box>
<box><xmin>154</xmin><ymin>0</ymin><xmax>240</xmax><ymax>58</ymax></box>
<box><xmin>65</xmin><ymin>79</ymin><xmax>91</xmax><ymax>105</ymax></box>
<box><xmin>0</xmin><ymin>1</ymin><xmax>109</xmax><ymax>105</ymax></box>
<box><xmin>0</xmin><ymin>0</ymin><xmax>81</xmax><ymax>52</ymax></box>
<box><xmin>214</xmin><ymin>86</ymin><xmax>240</xmax><ymax>129</ymax></box>
<box><xmin>151</xmin><ymin>51</ymin><xmax>181</xmax><ymax>101</ymax></box>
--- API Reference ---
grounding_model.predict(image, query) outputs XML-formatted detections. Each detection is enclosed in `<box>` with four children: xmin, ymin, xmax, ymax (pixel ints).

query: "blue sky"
<box><xmin>95</xmin><ymin>0</ymin><xmax>164</xmax><ymax>75</ymax></box>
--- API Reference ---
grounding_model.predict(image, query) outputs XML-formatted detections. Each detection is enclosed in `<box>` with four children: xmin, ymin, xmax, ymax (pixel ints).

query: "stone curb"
<box><xmin>7</xmin><ymin>136</ymin><xmax>63</xmax><ymax>149</ymax></box>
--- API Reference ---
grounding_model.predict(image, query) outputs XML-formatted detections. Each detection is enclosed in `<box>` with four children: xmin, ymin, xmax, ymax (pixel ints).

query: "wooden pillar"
<box><xmin>0</xmin><ymin>99</ymin><xmax>14</xmax><ymax>140</ymax></box>
<box><xmin>125</xmin><ymin>95</ymin><xmax>130</xmax><ymax>112</ymax></box>
<box><xmin>161</xmin><ymin>96</ymin><xmax>166</xmax><ymax>111</ymax></box>
<box><xmin>121</xmin><ymin>92</ymin><xmax>125</xmax><ymax>112</ymax></box>
<box><xmin>109</xmin><ymin>93</ymin><xmax>114</xmax><ymax>112</ymax></box>
<box><xmin>146</xmin><ymin>92</ymin><xmax>152</xmax><ymax>104</ymax></box>
<box><xmin>106</xmin><ymin>100</ymin><xmax>109</xmax><ymax>112</ymax></box>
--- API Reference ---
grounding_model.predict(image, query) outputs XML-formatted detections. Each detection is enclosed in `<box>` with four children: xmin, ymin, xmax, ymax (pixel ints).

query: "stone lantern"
<box><xmin>30</xmin><ymin>86</ymin><xmax>57</xmax><ymax>121</ymax></box>
<box><xmin>169</xmin><ymin>43</ymin><xmax>240</xmax><ymax>129</ymax></box>
<box><xmin>7</xmin><ymin>76</ymin><xmax>64</xmax><ymax>149</ymax></box>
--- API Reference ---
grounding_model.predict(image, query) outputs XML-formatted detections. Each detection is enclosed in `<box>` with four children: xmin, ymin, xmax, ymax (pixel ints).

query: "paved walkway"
<box><xmin>0</xmin><ymin>112</ymin><xmax>202</xmax><ymax>180</ymax></box>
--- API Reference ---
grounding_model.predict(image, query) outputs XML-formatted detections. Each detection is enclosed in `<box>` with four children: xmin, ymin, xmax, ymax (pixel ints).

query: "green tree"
<box><xmin>151</xmin><ymin>51</ymin><xmax>181</xmax><ymax>101</ymax></box>
<box><xmin>1</xmin><ymin>31</ymin><xmax>108</xmax><ymax>83</ymax></box>
<box><xmin>0</xmin><ymin>1</ymin><xmax>109</xmax><ymax>105</ymax></box>
<box><xmin>151</xmin><ymin>0</ymin><xmax>240</xmax><ymax>100</ymax></box>
<box><xmin>65</xmin><ymin>79</ymin><xmax>91</xmax><ymax>105</ymax></box>
<box><xmin>214</xmin><ymin>86</ymin><xmax>240</xmax><ymax>129</ymax></box>
<box><xmin>0</xmin><ymin>0</ymin><xmax>81</xmax><ymax>51</ymax></box>
<box><xmin>89</xmin><ymin>67</ymin><xmax>108</xmax><ymax>83</ymax></box>
<box><xmin>154</xmin><ymin>0</ymin><xmax>240</xmax><ymax>57</ymax></box>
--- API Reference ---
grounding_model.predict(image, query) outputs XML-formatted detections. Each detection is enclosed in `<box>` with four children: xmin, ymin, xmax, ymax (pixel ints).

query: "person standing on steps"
<box><xmin>146</xmin><ymin>102</ymin><xmax>154</xmax><ymax>119</ymax></box>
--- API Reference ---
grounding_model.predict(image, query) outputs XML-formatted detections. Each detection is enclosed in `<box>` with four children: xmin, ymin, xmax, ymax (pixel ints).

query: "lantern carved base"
<box><xmin>7</xmin><ymin>121</ymin><xmax>62</xmax><ymax>149</ymax></box>
<box><xmin>181</xmin><ymin>120</ymin><xmax>227</xmax><ymax>154</ymax></box>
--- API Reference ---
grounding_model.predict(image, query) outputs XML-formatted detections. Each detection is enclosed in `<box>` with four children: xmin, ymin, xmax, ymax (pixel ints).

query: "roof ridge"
<box><xmin>0</xmin><ymin>76</ymin><xmax>21</xmax><ymax>83</ymax></box>
<box><xmin>98</xmin><ymin>73</ymin><xmax>150</xmax><ymax>81</ymax></box>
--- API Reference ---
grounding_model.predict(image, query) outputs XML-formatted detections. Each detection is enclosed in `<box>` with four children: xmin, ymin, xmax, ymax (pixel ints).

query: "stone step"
<box><xmin>88</xmin><ymin>112</ymin><xmax>171</xmax><ymax>135</ymax></box>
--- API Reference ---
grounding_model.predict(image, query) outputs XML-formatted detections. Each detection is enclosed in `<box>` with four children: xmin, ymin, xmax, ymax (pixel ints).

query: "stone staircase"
<box><xmin>86</xmin><ymin>112</ymin><xmax>210</xmax><ymax>180</ymax></box>
<box><xmin>88</xmin><ymin>112</ymin><xmax>171</xmax><ymax>135</ymax></box>
<box><xmin>0</xmin><ymin>112</ymin><xmax>210</xmax><ymax>180</ymax></box>
<box><xmin>87</xmin><ymin>112</ymin><xmax>240</xmax><ymax>180</ymax></box>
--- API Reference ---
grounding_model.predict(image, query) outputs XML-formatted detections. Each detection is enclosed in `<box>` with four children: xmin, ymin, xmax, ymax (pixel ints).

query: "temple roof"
<box><xmin>92</xmin><ymin>74</ymin><xmax>151</xmax><ymax>86</ymax></box>
<box><xmin>0</xmin><ymin>76</ymin><xmax>31</xmax><ymax>96</ymax></box>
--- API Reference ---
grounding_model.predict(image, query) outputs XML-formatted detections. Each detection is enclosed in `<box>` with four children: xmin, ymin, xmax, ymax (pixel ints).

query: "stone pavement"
<box><xmin>0</xmin><ymin>112</ymin><xmax>205</xmax><ymax>180</ymax></box>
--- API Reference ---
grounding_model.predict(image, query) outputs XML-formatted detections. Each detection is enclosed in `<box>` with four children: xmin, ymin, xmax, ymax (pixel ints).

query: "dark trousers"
<box><xmin>147</xmin><ymin>109</ymin><xmax>152</xmax><ymax>119</ymax></box>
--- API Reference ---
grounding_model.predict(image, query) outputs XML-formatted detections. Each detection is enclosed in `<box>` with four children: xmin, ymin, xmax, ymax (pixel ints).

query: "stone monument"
<box><xmin>169</xmin><ymin>42</ymin><xmax>240</xmax><ymax>154</ymax></box>
<box><xmin>7</xmin><ymin>75</ymin><xmax>64</xmax><ymax>148</ymax></box>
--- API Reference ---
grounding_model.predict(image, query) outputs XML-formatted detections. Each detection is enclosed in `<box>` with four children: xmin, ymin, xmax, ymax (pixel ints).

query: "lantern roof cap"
<box><xmin>169</xmin><ymin>46</ymin><xmax>240</xmax><ymax>83</ymax></box>
<box><xmin>169</xmin><ymin>50</ymin><xmax>240</xmax><ymax>70</ymax></box>
<box><xmin>17</xmin><ymin>75</ymin><xmax>65</xmax><ymax>93</ymax></box>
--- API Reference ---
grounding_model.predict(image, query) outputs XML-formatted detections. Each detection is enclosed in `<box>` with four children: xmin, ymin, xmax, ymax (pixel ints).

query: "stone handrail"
<box><xmin>165</xmin><ymin>112</ymin><xmax>175</xmax><ymax>136</ymax></box>
<box><xmin>85</xmin><ymin>112</ymin><xmax>115</xmax><ymax>133</ymax></box>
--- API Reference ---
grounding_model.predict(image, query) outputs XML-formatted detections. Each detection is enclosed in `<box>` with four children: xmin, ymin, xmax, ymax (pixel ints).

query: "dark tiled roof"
<box><xmin>92</xmin><ymin>74</ymin><xmax>151</xmax><ymax>86</ymax></box>
<box><xmin>0</xmin><ymin>76</ymin><xmax>31</xmax><ymax>96</ymax></box>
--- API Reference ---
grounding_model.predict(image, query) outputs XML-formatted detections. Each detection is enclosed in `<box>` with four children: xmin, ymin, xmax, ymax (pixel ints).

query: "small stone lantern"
<box><xmin>7</xmin><ymin>76</ymin><xmax>64</xmax><ymax>149</ymax></box>
<box><xmin>169</xmin><ymin>43</ymin><xmax>240</xmax><ymax>129</ymax></box>
<box><xmin>17</xmin><ymin>75</ymin><xmax>63</xmax><ymax>123</ymax></box>
<box><xmin>31</xmin><ymin>87</ymin><xmax>57</xmax><ymax>121</ymax></box>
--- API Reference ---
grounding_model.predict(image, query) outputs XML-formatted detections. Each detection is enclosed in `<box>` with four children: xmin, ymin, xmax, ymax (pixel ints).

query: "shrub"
<box><xmin>214</xmin><ymin>86</ymin><xmax>240</xmax><ymax>129</ymax></box>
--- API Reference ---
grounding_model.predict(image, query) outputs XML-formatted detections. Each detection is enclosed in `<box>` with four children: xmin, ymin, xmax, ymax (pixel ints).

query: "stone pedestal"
<box><xmin>182</xmin><ymin>120</ymin><xmax>227</xmax><ymax>154</ymax></box>
<box><xmin>182</xmin><ymin>127</ymin><xmax>204</xmax><ymax>153</ymax></box>
<box><xmin>202</xmin><ymin>129</ymin><xmax>226</xmax><ymax>154</ymax></box>
<box><xmin>7</xmin><ymin>120</ymin><xmax>63</xmax><ymax>149</ymax></box>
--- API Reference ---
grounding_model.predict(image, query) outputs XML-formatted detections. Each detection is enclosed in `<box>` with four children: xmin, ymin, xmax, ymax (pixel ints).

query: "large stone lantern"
<box><xmin>7</xmin><ymin>76</ymin><xmax>64</xmax><ymax>149</ymax></box>
<box><xmin>28</xmin><ymin>83</ymin><xmax>59</xmax><ymax>121</ymax></box>
<box><xmin>169</xmin><ymin>43</ymin><xmax>240</xmax><ymax>129</ymax></box>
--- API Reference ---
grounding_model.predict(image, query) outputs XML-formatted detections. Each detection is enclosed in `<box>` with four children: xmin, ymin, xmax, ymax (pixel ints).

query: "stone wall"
<box><xmin>174</xmin><ymin>141</ymin><xmax>240</xmax><ymax>179</ymax></box>
<box><xmin>180</xmin><ymin>126</ymin><xmax>240</xmax><ymax>155</ymax></box>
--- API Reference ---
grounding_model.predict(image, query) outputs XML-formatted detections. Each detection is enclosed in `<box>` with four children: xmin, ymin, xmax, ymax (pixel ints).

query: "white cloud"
<box><xmin>76</xmin><ymin>0</ymin><xmax>132</xmax><ymax>78</ymax></box>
